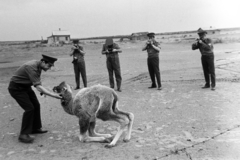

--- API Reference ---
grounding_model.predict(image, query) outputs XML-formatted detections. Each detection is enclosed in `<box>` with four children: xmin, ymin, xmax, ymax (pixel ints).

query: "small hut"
<box><xmin>47</xmin><ymin>28</ymin><xmax>70</xmax><ymax>45</ymax></box>
<box><xmin>130</xmin><ymin>32</ymin><xmax>149</xmax><ymax>41</ymax></box>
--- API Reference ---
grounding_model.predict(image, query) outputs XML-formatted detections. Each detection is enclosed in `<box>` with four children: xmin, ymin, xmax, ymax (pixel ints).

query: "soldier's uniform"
<box><xmin>143</xmin><ymin>32</ymin><xmax>162</xmax><ymax>90</ymax></box>
<box><xmin>102</xmin><ymin>38</ymin><xmax>122</xmax><ymax>91</ymax></box>
<box><xmin>192</xmin><ymin>28</ymin><xmax>216</xmax><ymax>90</ymax></box>
<box><xmin>71</xmin><ymin>42</ymin><xmax>87</xmax><ymax>89</ymax></box>
<box><xmin>8</xmin><ymin>55</ymin><xmax>57</xmax><ymax>141</ymax></box>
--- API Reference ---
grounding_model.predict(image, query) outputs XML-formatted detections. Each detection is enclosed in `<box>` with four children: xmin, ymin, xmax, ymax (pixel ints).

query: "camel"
<box><xmin>53</xmin><ymin>81</ymin><xmax>134</xmax><ymax>148</ymax></box>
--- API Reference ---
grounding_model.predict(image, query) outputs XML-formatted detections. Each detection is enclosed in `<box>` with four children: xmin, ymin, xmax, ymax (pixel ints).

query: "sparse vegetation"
<box><xmin>213</xmin><ymin>38</ymin><xmax>223</xmax><ymax>44</ymax></box>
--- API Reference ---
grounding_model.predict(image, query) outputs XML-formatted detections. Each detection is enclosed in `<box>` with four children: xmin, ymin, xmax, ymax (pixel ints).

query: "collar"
<box><xmin>37</xmin><ymin>61</ymin><xmax>43</xmax><ymax>72</ymax></box>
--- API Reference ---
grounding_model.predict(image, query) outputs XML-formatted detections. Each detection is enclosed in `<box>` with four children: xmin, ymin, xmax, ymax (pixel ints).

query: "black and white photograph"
<box><xmin>0</xmin><ymin>0</ymin><xmax>240</xmax><ymax>159</ymax></box>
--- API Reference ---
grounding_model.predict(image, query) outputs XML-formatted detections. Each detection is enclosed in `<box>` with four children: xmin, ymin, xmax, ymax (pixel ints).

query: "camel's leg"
<box><xmin>78</xmin><ymin>116</ymin><xmax>106</xmax><ymax>143</ymax></box>
<box><xmin>95</xmin><ymin>95</ymin><xmax>133</xmax><ymax>147</ymax></box>
<box><xmin>113</xmin><ymin>105</ymin><xmax>134</xmax><ymax>142</ymax></box>
<box><xmin>88</xmin><ymin>121</ymin><xmax>112</xmax><ymax>138</ymax></box>
<box><xmin>79</xmin><ymin>133</ymin><xmax>106</xmax><ymax>142</ymax></box>
<box><xmin>105</xmin><ymin>115</ymin><xmax>129</xmax><ymax>148</ymax></box>
<box><xmin>123</xmin><ymin>112</ymin><xmax>134</xmax><ymax>142</ymax></box>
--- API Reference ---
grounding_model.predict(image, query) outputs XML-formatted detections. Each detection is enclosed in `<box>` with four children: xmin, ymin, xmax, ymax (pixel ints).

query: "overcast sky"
<box><xmin>0</xmin><ymin>0</ymin><xmax>240</xmax><ymax>41</ymax></box>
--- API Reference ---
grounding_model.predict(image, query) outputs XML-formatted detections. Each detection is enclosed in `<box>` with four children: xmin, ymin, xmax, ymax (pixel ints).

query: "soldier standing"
<box><xmin>142</xmin><ymin>32</ymin><xmax>162</xmax><ymax>90</ymax></box>
<box><xmin>192</xmin><ymin>28</ymin><xmax>216</xmax><ymax>90</ymax></box>
<box><xmin>70</xmin><ymin>40</ymin><xmax>87</xmax><ymax>90</ymax></box>
<box><xmin>102</xmin><ymin>37</ymin><xmax>122</xmax><ymax>92</ymax></box>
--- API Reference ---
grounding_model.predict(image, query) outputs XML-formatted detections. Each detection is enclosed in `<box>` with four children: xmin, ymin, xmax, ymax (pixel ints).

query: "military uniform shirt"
<box><xmin>146</xmin><ymin>41</ymin><xmax>160</xmax><ymax>59</ymax></box>
<box><xmin>192</xmin><ymin>38</ymin><xmax>214</xmax><ymax>56</ymax></box>
<box><xmin>73</xmin><ymin>45</ymin><xmax>85</xmax><ymax>62</ymax></box>
<box><xmin>102</xmin><ymin>43</ymin><xmax>120</xmax><ymax>57</ymax></box>
<box><xmin>10</xmin><ymin>60</ymin><xmax>42</xmax><ymax>87</ymax></box>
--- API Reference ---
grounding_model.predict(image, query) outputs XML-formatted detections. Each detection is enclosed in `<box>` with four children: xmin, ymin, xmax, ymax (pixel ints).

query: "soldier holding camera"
<box><xmin>70</xmin><ymin>40</ymin><xmax>87</xmax><ymax>90</ymax></box>
<box><xmin>192</xmin><ymin>28</ymin><xmax>216</xmax><ymax>90</ymax></box>
<box><xmin>102</xmin><ymin>37</ymin><xmax>122</xmax><ymax>92</ymax></box>
<box><xmin>142</xmin><ymin>32</ymin><xmax>162</xmax><ymax>90</ymax></box>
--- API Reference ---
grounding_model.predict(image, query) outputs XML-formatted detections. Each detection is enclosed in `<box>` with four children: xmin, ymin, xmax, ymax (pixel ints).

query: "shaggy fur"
<box><xmin>53</xmin><ymin>81</ymin><xmax>134</xmax><ymax>148</ymax></box>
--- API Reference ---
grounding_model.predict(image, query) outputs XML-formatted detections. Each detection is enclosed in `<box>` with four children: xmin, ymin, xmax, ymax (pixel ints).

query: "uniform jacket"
<box><xmin>72</xmin><ymin>45</ymin><xmax>85</xmax><ymax>62</ymax></box>
<box><xmin>10</xmin><ymin>60</ymin><xmax>42</xmax><ymax>87</ymax></box>
<box><xmin>102</xmin><ymin>43</ymin><xmax>121</xmax><ymax>58</ymax></box>
<box><xmin>144</xmin><ymin>40</ymin><xmax>160</xmax><ymax>59</ymax></box>
<box><xmin>192</xmin><ymin>38</ymin><xmax>214</xmax><ymax>56</ymax></box>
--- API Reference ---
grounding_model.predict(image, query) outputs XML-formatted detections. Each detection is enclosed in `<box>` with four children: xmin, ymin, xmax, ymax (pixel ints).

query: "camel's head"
<box><xmin>53</xmin><ymin>81</ymin><xmax>72</xmax><ymax>97</ymax></box>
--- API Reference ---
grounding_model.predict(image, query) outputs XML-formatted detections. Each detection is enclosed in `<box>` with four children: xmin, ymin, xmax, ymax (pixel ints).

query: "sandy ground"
<box><xmin>1</xmin><ymin>41</ymin><xmax>240</xmax><ymax>160</ymax></box>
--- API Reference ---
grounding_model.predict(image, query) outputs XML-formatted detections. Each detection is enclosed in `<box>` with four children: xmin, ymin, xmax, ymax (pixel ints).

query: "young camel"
<box><xmin>53</xmin><ymin>81</ymin><xmax>134</xmax><ymax>148</ymax></box>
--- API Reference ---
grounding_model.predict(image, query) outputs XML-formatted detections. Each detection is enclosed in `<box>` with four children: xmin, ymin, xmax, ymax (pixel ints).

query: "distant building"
<box><xmin>47</xmin><ymin>28</ymin><xmax>70</xmax><ymax>45</ymax></box>
<box><xmin>70</xmin><ymin>27</ymin><xmax>240</xmax><ymax>44</ymax></box>
<box><xmin>219</xmin><ymin>27</ymin><xmax>240</xmax><ymax>34</ymax></box>
<box><xmin>200</xmin><ymin>26</ymin><xmax>220</xmax><ymax>35</ymax></box>
<box><xmin>130</xmin><ymin>32</ymin><xmax>149</xmax><ymax>40</ymax></box>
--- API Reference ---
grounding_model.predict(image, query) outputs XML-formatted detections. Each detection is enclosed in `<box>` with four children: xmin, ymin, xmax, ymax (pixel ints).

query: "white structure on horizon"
<box><xmin>47</xmin><ymin>28</ymin><xmax>71</xmax><ymax>45</ymax></box>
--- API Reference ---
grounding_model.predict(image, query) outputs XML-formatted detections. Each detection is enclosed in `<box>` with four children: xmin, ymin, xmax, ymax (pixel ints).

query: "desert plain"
<box><xmin>1</xmin><ymin>39</ymin><xmax>240</xmax><ymax>160</ymax></box>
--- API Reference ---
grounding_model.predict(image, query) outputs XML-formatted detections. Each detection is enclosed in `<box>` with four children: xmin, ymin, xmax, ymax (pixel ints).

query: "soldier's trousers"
<box><xmin>201</xmin><ymin>55</ymin><xmax>216</xmax><ymax>87</ymax></box>
<box><xmin>8</xmin><ymin>81</ymin><xmax>42</xmax><ymax>134</ymax></box>
<box><xmin>147</xmin><ymin>57</ymin><xmax>161</xmax><ymax>87</ymax></box>
<box><xmin>106</xmin><ymin>55</ymin><xmax>122</xmax><ymax>89</ymax></box>
<box><xmin>74</xmin><ymin>61</ymin><xmax>87</xmax><ymax>88</ymax></box>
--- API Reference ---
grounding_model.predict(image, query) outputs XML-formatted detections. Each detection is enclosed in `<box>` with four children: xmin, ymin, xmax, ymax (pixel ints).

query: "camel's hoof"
<box><xmin>123</xmin><ymin>138</ymin><xmax>130</xmax><ymax>143</ymax></box>
<box><xmin>104</xmin><ymin>144</ymin><xmax>115</xmax><ymax>148</ymax></box>
<box><xmin>104</xmin><ymin>134</ymin><xmax>112</xmax><ymax>138</ymax></box>
<box><xmin>102</xmin><ymin>136</ymin><xmax>114</xmax><ymax>143</ymax></box>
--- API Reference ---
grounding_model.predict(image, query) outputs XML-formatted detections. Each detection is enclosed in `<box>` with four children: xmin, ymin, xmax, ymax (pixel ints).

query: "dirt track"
<box><xmin>1</xmin><ymin>42</ymin><xmax>240</xmax><ymax>160</ymax></box>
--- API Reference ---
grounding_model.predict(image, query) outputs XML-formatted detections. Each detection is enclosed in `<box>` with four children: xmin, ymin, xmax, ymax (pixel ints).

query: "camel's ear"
<box><xmin>62</xmin><ymin>87</ymin><xmax>67</xmax><ymax>92</ymax></box>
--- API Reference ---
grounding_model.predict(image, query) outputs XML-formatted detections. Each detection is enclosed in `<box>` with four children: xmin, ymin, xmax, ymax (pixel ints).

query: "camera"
<box><xmin>107</xmin><ymin>46</ymin><xmax>113</xmax><ymax>52</ymax></box>
<box><xmin>73</xmin><ymin>44</ymin><xmax>80</xmax><ymax>50</ymax></box>
<box><xmin>72</xmin><ymin>57</ymin><xmax>78</xmax><ymax>63</ymax></box>
<box><xmin>146</xmin><ymin>40</ymin><xmax>152</xmax><ymax>49</ymax></box>
<box><xmin>196</xmin><ymin>38</ymin><xmax>205</xmax><ymax>44</ymax></box>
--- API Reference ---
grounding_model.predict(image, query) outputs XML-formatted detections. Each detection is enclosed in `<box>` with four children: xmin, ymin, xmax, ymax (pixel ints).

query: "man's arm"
<box><xmin>192</xmin><ymin>41</ymin><xmax>199</xmax><ymax>50</ymax></box>
<box><xmin>102</xmin><ymin>50</ymin><xmax>109</xmax><ymax>54</ymax></box>
<box><xmin>101</xmin><ymin>45</ymin><xmax>109</xmax><ymax>55</ymax></box>
<box><xmin>78</xmin><ymin>46</ymin><xmax>86</xmax><ymax>56</ymax></box>
<box><xmin>142</xmin><ymin>42</ymin><xmax>148</xmax><ymax>51</ymax></box>
<box><xmin>198</xmin><ymin>39</ymin><xmax>213</xmax><ymax>50</ymax></box>
<box><xmin>112</xmin><ymin>44</ymin><xmax>122</xmax><ymax>53</ymax></box>
<box><xmin>70</xmin><ymin>46</ymin><xmax>85</xmax><ymax>56</ymax></box>
<box><xmin>35</xmin><ymin>85</ymin><xmax>62</xmax><ymax>99</ymax></box>
<box><xmin>151</xmin><ymin>42</ymin><xmax>161</xmax><ymax>52</ymax></box>
<box><xmin>112</xmin><ymin>48</ymin><xmax>122</xmax><ymax>53</ymax></box>
<box><xmin>69</xmin><ymin>47</ymin><xmax>74</xmax><ymax>56</ymax></box>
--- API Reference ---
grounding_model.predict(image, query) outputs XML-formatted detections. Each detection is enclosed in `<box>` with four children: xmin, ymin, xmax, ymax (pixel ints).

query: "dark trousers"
<box><xmin>201</xmin><ymin>55</ymin><xmax>216</xmax><ymax>87</ymax></box>
<box><xmin>74</xmin><ymin>61</ymin><xmax>87</xmax><ymax>88</ymax></box>
<box><xmin>106</xmin><ymin>55</ymin><xmax>122</xmax><ymax>89</ymax></box>
<box><xmin>8</xmin><ymin>82</ymin><xmax>42</xmax><ymax>134</ymax></box>
<box><xmin>147</xmin><ymin>57</ymin><xmax>161</xmax><ymax>87</ymax></box>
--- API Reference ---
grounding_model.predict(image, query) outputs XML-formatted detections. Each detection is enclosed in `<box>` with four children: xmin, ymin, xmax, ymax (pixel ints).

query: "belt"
<box><xmin>8</xmin><ymin>81</ymin><xmax>32</xmax><ymax>90</ymax></box>
<box><xmin>107</xmin><ymin>53</ymin><xmax>118</xmax><ymax>57</ymax></box>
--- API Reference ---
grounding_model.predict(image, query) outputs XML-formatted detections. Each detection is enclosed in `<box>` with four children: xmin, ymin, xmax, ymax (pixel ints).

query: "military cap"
<box><xmin>197</xmin><ymin>28</ymin><xmax>207</xmax><ymax>34</ymax></box>
<box><xmin>147</xmin><ymin>32</ymin><xmax>155</xmax><ymax>37</ymax></box>
<box><xmin>105</xmin><ymin>37</ymin><xmax>113</xmax><ymax>46</ymax></box>
<box><xmin>72</xmin><ymin>39</ymin><xmax>79</xmax><ymax>44</ymax></box>
<box><xmin>42</xmin><ymin>54</ymin><xmax>57</xmax><ymax>66</ymax></box>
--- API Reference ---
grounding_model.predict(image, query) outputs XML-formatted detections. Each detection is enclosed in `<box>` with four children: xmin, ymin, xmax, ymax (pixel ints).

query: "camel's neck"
<box><xmin>61</xmin><ymin>92</ymin><xmax>74</xmax><ymax>115</ymax></box>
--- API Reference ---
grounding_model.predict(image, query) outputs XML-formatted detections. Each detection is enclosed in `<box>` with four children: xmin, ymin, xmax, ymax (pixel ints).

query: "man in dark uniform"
<box><xmin>102</xmin><ymin>37</ymin><xmax>122</xmax><ymax>92</ymax></box>
<box><xmin>8</xmin><ymin>55</ymin><xmax>62</xmax><ymax>143</ymax></box>
<box><xmin>70</xmin><ymin>40</ymin><xmax>87</xmax><ymax>90</ymax></box>
<box><xmin>142</xmin><ymin>32</ymin><xmax>162</xmax><ymax>90</ymax></box>
<box><xmin>192</xmin><ymin>28</ymin><xmax>216</xmax><ymax>90</ymax></box>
